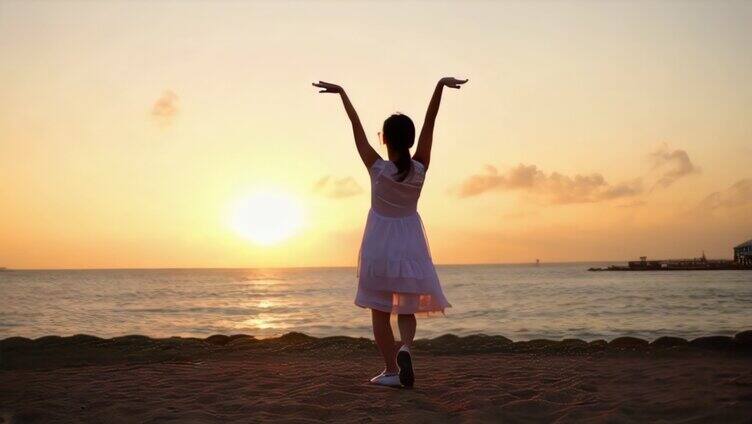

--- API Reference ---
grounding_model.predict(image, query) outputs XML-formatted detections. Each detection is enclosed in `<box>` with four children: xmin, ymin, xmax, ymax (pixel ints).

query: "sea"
<box><xmin>1</xmin><ymin>264</ymin><xmax>751</xmax><ymax>341</ymax></box>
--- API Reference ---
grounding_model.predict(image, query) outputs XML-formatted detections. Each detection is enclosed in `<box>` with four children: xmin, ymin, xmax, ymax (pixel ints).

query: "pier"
<box><xmin>589</xmin><ymin>239</ymin><xmax>752</xmax><ymax>271</ymax></box>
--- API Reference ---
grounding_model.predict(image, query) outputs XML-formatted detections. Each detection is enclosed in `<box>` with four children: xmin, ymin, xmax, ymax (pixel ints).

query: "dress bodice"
<box><xmin>368</xmin><ymin>159</ymin><xmax>426</xmax><ymax>218</ymax></box>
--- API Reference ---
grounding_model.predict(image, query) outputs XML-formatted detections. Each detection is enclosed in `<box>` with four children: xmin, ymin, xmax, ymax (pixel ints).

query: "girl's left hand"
<box><xmin>312</xmin><ymin>81</ymin><xmax>343</xmax><ymax>94</ymax></box>
<box><xmin>439</xmin><ymin>77</ymin><xmax>469</xmax><ymax>89</ymax></box>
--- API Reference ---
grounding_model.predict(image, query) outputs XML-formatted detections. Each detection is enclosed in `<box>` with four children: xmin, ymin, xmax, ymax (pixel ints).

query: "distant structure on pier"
<box><xmin>735</xmin><ymin>239</ymin><xmax>752</xmax><ymax>265</ymax></box>
<box><xmin>589</xmin><ymin>238</ymin><xmax>752</xmax><ymax>271</ymax></box>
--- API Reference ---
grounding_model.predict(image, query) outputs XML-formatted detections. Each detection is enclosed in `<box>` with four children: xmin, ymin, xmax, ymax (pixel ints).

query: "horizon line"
<box><xmin>1</xmin><ymin>257</ymin><xmax>736</xmax><ymax>272</ymax></box>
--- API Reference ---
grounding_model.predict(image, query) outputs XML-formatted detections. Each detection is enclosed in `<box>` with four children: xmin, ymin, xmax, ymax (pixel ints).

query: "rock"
<box><xmin>0</xmin><ymin>337</ymin><xmax>33</xmax><ymax>350</ymax></box>
<box><xmin>464</xmin><ymin>334</ymin><xmax>513</xmax><ymax>346</ymax></box>
<box><xmin>413</xmin><ymin>335</ymin><xmax>458</xmax><ymax>352</ymax></box>
<box><xmin>462</xmin><ymin>334</ymin><xmax>514</xmax><ymax>353</ymax></box>
<box><xmin>511</xmin><ymin>338</ymin><xmax>591</xmax><ymax>353</ymax></box>
<box><xmin>588</xmin><ymin>339</ymin><xmax>608</xmax><ymax>348</ymax></box>
<box><xmin>527</xmin><ymin>339</ymin><xmax>558</xmax><ymax>349</ymax></box>
<box><xmin>561</xmin><ymin>339</ymin><xmax>588</xmax><ymax>346</ymax></box>
<box><xmin>427</xmin><ymin>334</ymin><xmax>461</xmax><ymax>344</ymax></box>
<box><xmin>227</xmin><ymin>334</ymin><xmax>257</xmax><ymax>346</ymax></box>
<box><xmin>512</xmin><ymin>339</ymin><xmax>556</xmax><ymax>352</ymax></box>
<box><xmin>734</xmin><ymin>330</ymin><xmax>752</xmax><ymax>347</ymax></box>
<box><xmin>415</xmin><ymin>334</ymin><xmax>513</xmax><ymax>353</ymax></box>
<box><xmin>32</xmin><ymin>335</ymin><xmax>65</xmax><ymax>347</ymax></box>
<box><xmin>689</xmin><ymin>336</ymin><xmax>735</xmax><ymax>350</ymax></box>
<box><xmin>311</xmin><ymin>336</ymin><xmax>373</xmax><ymax>352</ymax></box>
<box><xmin>205</xmin><ymin>335</ymin><xmax>230</xmax><ymax>346</ymax></box>
<box><xmin>278</xmin><ymin>332</ymin><xmax>315</xmax><ymax>343</ymax></box>
<box><xmin>110</xmin><ymin>335</ymin><xmax>153</xmax><ymax>346</ymax></box>
<box><xmin>608</xmin><ymin>337</ymin><xmax>649</xmax><ymax>349</ymax></box>
<box><xmin>651</xmin><ymin>336</ymin><xmax>688</xmax><ymax>348</ymax></box>
<box><xmin>555</xmin><ymin>339</ymin><xmax>589</xmax><ymax>353</ymax></box>
<box><xmin>228</xmin><ymin>334</ymin><xmax>254</xmax><ymax>342</ymax></box>
<box><xmin>68</xmin><ymin>334</ymin><xmax>103</xmax><ymax>345</ymax></box>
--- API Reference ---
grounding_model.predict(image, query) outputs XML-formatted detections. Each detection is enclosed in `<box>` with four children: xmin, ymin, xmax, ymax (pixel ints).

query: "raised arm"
<box><xmin>313</xmin><ymin>81</ymin><xmax>381</xmax><ymax>169</ymax></box>
<box><xmin>413</xmin><ymin>77</ymin><xmax>468</xmax><ymax>170</ymax></box>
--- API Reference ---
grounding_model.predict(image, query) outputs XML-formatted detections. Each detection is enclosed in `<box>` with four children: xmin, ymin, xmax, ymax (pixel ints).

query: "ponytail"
<box><xmin>393</xmin><ymin>149</ymin><xmax>412</xmax><ymax>182</ymax></box>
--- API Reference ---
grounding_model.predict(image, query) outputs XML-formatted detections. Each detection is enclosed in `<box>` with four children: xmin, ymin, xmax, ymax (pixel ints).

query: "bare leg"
<box><xmin>371</xmin><ymin>309</ymin><xmax>398</xmax><ymax>373</ymax></box>
<box><xmin>397</xmin><ymin>314</ymin><xmax>417</xmax><ymax>349</ymax></box>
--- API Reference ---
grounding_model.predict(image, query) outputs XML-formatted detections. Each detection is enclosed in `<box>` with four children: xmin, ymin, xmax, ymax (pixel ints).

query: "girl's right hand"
<box><xmin>439</xmin><ymin>77</ymin><xmax>469</xmax><ymax>89</ymax></box>
<box><xmin>312</xmin><ymin>81</ymin><xmax>344</xmax><ymax>94</ymax></box>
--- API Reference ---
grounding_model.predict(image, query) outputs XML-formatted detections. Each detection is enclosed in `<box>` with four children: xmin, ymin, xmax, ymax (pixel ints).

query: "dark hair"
<box><xmin>382</xmin><ymin>113</ymin><xmax>415</xmax><ymax>182</ymax></box>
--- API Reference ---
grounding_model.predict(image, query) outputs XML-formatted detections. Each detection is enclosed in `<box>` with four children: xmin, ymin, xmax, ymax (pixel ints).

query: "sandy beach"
<box><xmin>2</xmin><ymin>332</ymin><xmax>751</xmax><ymax>423</ymax></box>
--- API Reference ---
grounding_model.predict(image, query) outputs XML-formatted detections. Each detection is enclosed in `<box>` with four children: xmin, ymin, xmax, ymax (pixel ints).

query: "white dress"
<box><xmin>355</xmin><ymin>158</ymin><xmax>452</xmax><ymax>314</ymax></box>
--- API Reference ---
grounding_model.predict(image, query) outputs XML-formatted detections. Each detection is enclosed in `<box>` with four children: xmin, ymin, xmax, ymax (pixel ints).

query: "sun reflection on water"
<box><xmin>242</xmin><ymin>315</ymin><xmax>293</xmax><ymax>330</ymax></box>
<box><xmin>257</xmin><ymin>299</ymin><xmax>276</xmax><ymax>308</ymax></box>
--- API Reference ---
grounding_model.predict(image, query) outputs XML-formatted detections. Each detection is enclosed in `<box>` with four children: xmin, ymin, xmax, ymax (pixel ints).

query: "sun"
<box><xmin>229</xmin><ymin>191</ymin><xmax>304</xmax><ymax>245</ymax></box>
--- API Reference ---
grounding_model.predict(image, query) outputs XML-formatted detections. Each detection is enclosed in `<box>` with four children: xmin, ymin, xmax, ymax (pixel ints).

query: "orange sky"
<box><xmin>1</xmin><ymin>0</ymin><xmax>751</xmax><ymax>269</ymax></box>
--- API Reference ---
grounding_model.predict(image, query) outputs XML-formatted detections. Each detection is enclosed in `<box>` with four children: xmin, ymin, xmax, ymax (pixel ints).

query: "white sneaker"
<box><xmin>369</xmin><ymin>370</ymin><xmax>401</xmax><ymax>387</ymax></box>
<box><xmin>397</xmin><ymin>345</ymin><xmax>414</xmax><ymax>388</ymax></box>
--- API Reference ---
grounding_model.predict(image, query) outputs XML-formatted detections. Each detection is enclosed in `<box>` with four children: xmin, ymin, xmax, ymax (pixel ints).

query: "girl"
<box><xmin>313</xmin><ymin>77</ymin><xmax>468</xmax><ymax>387</ymax></box>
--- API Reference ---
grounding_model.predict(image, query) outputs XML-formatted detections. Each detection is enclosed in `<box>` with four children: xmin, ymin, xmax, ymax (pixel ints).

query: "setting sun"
<box><xmin>229</xmin><ymin>191</ymin><xmax>304</xmax><ymax>245</ymax></box>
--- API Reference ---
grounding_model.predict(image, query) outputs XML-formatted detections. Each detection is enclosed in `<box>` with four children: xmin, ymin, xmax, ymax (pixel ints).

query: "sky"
<box><xmin>1</xmin><ymin>0</ymin><xmax>751</xmax><ymax>269</ymax></box>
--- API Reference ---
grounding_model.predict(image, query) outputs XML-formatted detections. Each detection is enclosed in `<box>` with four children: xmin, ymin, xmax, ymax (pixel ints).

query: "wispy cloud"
<box><xmin>152</xmin><ymin>90</ymin><xmax>178</xmax><ymax>123</ymax></box>
<box><xmin>650</xmin><ymin>144</ymin><xmax>700</xmax><ymax>189</ymax></box>
<box><xmin>456</xmin><ymin>164</ymin><xmax>642</xmax><ymax>204</ymax></box>
<box><xmin>698</xmin><ymin>178</ymin><xmax>752</xmax><ymax>211</ymax></box>
<box><xmin>616</xmin><ymin>200</ymin><xmax>647</xmax><ymax>208</ymax></box>
<box><xmin>313</xmin><ymin>176</ymin><xmax>363</xmax><ymax>199</ymax></box>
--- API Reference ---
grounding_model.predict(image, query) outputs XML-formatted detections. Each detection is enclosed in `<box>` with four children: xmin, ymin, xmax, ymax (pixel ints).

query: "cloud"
<box><xmin>650</xmin><ymin>145</ymin><xmax>700</xmax><ymax>188</ymax></box>
<box><xmin>616</xmin><ymin>200</ymin><xmax>647</xmax><ymax>208</ymax></box>
<box><xmin>698</xmin><ymin>179</ymin><xmax>752</xmax><ymax>210</ymax></box>
<box><xmin>456</xmin><ymin>164</ymin><xmax>642</xmax><ymax>204</ymax></box>
<box><xmin>313</xmin><ymin>176</ymin><xmax>363</xmax><ymax>199</ymax></box>
<box><xmin>152</xmin><ymin>90</ymin><xmax>178</xmax><ymax>122</ymax></box>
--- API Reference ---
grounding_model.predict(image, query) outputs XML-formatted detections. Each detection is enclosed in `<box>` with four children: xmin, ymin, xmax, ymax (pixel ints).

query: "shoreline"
<box><xmin>2</xmin><ymin>330</ymin><xmax>751</xmax><ymax>371</ymax></box>
<box><xmin>2</xmin><ymin>331</ymin><xmax>752</xmax><ymax>422</ymax></box>
<box><xmin>0</xmin><ymin>260</ymin><xmax>678</xmax><ymax>272</ymax></box>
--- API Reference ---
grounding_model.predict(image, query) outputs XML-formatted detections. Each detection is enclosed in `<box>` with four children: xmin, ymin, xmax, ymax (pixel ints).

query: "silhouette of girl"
<box><xmin>313</xmin><ymin>77</ymin><xmax>468</xmax><ymax>387</ymax></box>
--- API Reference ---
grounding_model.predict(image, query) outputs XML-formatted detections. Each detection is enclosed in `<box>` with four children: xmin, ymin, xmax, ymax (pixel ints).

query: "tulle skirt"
<box><xmin>355</xmin><ymin>209</ymin><xmax>451</xmax><ymax>314</ymax></box>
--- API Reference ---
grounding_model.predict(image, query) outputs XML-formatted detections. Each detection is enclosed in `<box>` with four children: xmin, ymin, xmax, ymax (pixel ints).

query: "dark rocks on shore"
<box><xmin>513</xmin><ymin>339</ymin><xmax>558</xmax><ymax>352</ymax></box>
<box><xmin>608</xmin><ymin>337</ymin><xmax>649</xmax><ymax>349</ymax></box>
<box><xmin>650</xmin><ymin>336</ymin><xmax>689</xmax><ymax>348</ymax></box>
<box><xmin>0</xmin><ymin>336</ymin><xmax>33</xmax><ymax>349</ymax></box>
<box><xmin>261</xmin><ymin>332</ymin><xmax>374</xmax><ymax>354</ymax></box>
<box><xmin>689</xmin><ymin>336</ymin><xmax>736</xmax><ymax>350</ymax></box>
<box><xmin>32</xmin><ymin>335</ymin><xmax>66</xmax><ymax>347</ymax></box>
<box><xmin>277</xmin><ymin>331</ymin><xmax>315</xmax><ymax>343</ymax></box>
<box><xmin>734</xmin><ymin>330</ymin><xmax>752</xmax><ymax>347</ymax></box>
<box><xmin>511</xmin><ymin>338</ymin><xmax>592</xmax><ymax>354</ymax></box>
<box><xmin>205</xmin><ymin>335</ymin><xmax>231</xmax><ymax>346</ymax></box>
<box><xmin>111</xmin><ymin>335</ymin><xmax>155</xmax><ymax>346</ymax></box>
<box><xmin>226</xmin><ymin>334</ymin><xmax>257</xmax><ymax>347</ymax></box>
<box><xmin>561</xmin><ymin>338</ymin><xmax>588</xmax><ymax>346</ymax></box>
<box><xmin>415</xmin><ymin>334</ymin><xmax>513</xmax><ymax>354</ymax></box>
<box><xmin>204</xmin><ymin>334</ymin><xmax>258</xmax><ymax>346</ymax></box>
<box><xmin>588</xmin><ymin>339</ymin><xmax>608</xmax><ymax>349</ymax></box>
<box><xmin>67</xmin><ymin>334</ymin><xmax>103</xmax><ymax>345</ymax></box>
<box><xmin>2</xmin><ymin>331</ymin><xmax>751</xmax><ymax>371</ymax></box>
